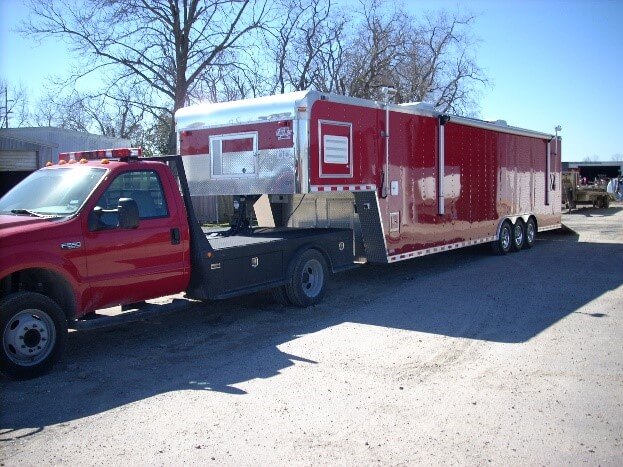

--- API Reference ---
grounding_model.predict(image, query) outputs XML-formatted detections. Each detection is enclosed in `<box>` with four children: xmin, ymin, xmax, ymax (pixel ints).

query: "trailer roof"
<box><xmin>176</xmin><ymin>90</ymin><xmax>556</xmax><ymax>141</ymax></box>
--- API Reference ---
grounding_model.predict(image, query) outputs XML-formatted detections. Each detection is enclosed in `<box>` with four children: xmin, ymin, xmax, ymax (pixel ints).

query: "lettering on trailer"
<box><xmin>276</xmin><ymin>127</ymin><xmax>293</xmax><ymax>140</ymax></box>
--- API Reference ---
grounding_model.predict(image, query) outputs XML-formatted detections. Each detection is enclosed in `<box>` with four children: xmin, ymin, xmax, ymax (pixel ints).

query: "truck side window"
<box><xmin>96</xmin><ymin>171</ymin><xmax>169</xmax><ymax>224</ymax></box>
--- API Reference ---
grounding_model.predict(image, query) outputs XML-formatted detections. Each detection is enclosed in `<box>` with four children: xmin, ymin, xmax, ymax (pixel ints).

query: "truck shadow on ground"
<box><xmin>2</xmin><ymin>229</ymin><xmax>622</xmax><ymax>432</ymax></box>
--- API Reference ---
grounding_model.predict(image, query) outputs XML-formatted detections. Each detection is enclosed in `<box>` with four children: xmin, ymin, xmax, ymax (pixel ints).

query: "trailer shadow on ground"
<box><xmin>566</xmin><ymin>206</ymin><xmax>623</xmax><ymax>217</ymax></box>
<box><xmin>2</xmin><ymin>229</ymin><xmax>622</xmax><ymax>432</ymax></box>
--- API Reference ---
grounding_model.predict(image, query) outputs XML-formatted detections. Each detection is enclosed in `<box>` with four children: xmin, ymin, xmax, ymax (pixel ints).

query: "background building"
<box><xmin>0</xmin><ymin>127</ymin><xmax>130</xmax><ymax>196</ymax></box>
<box><xmin>562</xmin><ymin>160</ymin><xmax>623</xmax><ymax>181</ymax></box>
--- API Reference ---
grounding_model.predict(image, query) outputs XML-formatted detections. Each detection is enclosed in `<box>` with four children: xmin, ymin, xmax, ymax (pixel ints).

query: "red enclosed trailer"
<box><xmin>0</xmin><ymin>90</ymin><xmax>562</xmax><ymax>378</ymax></box>
<box><xmin>176</xmin><ymin>90</ymin><xmax>561</xmax><ymax>263</ymax></box>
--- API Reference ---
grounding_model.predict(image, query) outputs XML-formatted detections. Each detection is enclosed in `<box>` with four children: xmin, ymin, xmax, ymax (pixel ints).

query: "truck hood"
<box><xmin>0</xmin><ymin>214</ymin><xmax>68</xmax><ymax>238</ymax></box>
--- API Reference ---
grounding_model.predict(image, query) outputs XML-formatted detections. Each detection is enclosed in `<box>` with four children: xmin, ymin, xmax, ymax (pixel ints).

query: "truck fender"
<box><xmin>1</xmin><ymin>266</ymin><xmax>79</xmax><ymax>321</ymax></box>
<box><xmin>285</xmin><ymin>243</ymin><xmax>333</xmax><ymax>279</ymax></box>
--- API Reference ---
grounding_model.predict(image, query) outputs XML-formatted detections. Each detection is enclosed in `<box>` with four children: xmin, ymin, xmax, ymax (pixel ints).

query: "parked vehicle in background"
<box><xmin>562</xmin><ymin>171</ymin><xmax>612</xmax><ymax>210</ymax></box>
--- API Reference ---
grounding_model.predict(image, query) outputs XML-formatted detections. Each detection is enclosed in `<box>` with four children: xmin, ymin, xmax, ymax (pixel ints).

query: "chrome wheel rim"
<box><xmin>300</xmin><ymin>259</ymin><xmax>324</xmax><ymax>298</ymax></box>
<box><xmin>501</xmin><ymin>226</ymin><xmax>511</xmax><ymax>250</ymax></box>
<box><xmin>514</xmin><ymin>223</ymin><xmax>524</xmax><ymax>246</ymax></box>
<box><xmin>3</xmin><ymin>309</ymin><xmax>56</xmax><ymax>366</ymax></box>
<box><xmin>527</xmin><ymin>222</ymin><xmax>535</xmax><ymax>244</ymax></box>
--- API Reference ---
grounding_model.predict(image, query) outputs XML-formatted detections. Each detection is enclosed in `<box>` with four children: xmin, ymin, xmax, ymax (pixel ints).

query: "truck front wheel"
<box><xmin>1</xmin><ymin>292</ymin><xmax>68</xmax><ymax>379</ymax></box>
<box><xmin>285</xmin><ymin>249</ymin><xmax>328</xmax><ymax>307</ymax></box>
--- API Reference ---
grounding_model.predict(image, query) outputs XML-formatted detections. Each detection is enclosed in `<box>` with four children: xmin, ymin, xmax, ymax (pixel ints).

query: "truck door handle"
<box><xmin>170</xmin><ymin>227</ymin><xmax>180</xmax><ymax>245</ymax></box>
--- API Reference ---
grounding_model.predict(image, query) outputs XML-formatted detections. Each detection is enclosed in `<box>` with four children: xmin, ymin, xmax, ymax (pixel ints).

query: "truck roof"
<box><xmin>43</xmin><ymin>158</ymin><xmax>162</xmax><ymax>170</ymax></box>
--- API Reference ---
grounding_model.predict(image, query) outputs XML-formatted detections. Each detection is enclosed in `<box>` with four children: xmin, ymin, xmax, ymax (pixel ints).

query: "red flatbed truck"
<box><xmin>0</xmin><ymin>90</ymin><xmax>561</xmax><ymax>379</ymax></box>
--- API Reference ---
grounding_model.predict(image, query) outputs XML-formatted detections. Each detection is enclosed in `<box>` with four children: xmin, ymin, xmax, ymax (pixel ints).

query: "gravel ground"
<box><xmin>1</xmin><ymin>205</ymin><xmax>622</xmax><ymax>465</ymax></box>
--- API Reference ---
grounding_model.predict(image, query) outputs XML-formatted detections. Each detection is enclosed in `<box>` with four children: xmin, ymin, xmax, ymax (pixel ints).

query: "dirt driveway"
<box><xmin>2</xmin><ymin>205</ymin><xmax>622</xmax><ymax>465</ymax></box>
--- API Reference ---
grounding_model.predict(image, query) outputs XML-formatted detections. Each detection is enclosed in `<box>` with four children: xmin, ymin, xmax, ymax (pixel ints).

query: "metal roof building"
<box><xmin>0</xmin><ymin>127</ymin><xmax>131</xmax><ymax>195</ymax></box>
<box><xmin>562</xmin><ymin>160</ymin><xmax>623</xmax><ymax>180</ymax></box>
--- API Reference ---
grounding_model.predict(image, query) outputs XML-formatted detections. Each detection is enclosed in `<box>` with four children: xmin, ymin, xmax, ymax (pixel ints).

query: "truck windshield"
<box><xmin>0</xmin><ymin>167</ymin><xmax>107</xmax><ymax>217</ymax></box>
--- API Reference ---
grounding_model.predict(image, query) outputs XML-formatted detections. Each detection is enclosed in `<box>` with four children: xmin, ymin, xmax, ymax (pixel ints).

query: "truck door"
<box><xmin>82</xmin><ymin>168</ymin><xmax>187</xmax><ymax>310</ymax></box>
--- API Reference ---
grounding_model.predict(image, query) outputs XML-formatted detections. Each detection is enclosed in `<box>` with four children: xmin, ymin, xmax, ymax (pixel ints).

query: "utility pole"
<box><xmin>1</xmin><ymin>86</ymin><xmax>13</xmax><ymax>128</ymax></box>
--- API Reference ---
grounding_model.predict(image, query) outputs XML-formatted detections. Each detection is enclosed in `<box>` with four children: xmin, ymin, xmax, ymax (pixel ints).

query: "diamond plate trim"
<box><xmin>353</xmin><ymin>191</ymin><xmax>388</xmax><ymax>264</ymax></box>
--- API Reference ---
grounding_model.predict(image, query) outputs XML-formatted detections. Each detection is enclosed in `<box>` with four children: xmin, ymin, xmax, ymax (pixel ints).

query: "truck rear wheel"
<box><xmin>524</xmin><ymin>218</ymin><xmax>537</xmax><ymax>249</ymax></box>
<box><xmin>510</xmin><ymin>219</ymin><xmax>525</xmax><ymax>252</ymax></box>
<box><xmin>0</xmin><ymin>292</ymin><xmax>67</xmax><ymax>379</ymax></box>
<box><xmin>285</xmin><ymin>249</ymin><xmax>328</xmax><ymax>307</ymax></box>
<box><xmin>271</xmin><ymin>286</ymin><xmax>292</xmax><ymax>306</ymax></box>
<box><xmin>492</xmin><ymin>221</ymin><xmax>512</xmax><ymax>255</ymax></box>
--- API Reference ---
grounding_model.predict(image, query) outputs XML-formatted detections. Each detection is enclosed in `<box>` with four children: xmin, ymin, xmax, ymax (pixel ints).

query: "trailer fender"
<box><xmin>496</xmin><ymin>214</ymin><xmax>534</xmax><ymax>238</ymax></box>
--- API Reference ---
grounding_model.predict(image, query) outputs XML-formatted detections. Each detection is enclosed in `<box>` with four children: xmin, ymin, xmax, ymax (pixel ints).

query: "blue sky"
<box><xmin>1</xmin><ymin>0</ymin><xmax>622</xmax><ymax>162</ymax></box>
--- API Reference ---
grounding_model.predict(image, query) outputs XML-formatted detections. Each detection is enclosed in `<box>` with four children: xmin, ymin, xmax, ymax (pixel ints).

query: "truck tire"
<box><xmin>271</xmin><ymin>286</ymin><xmax>292</xmax><ymax>306</ymax></box>
<box><xmin>524</xmin><ymin>218</ymin><xmax>537</xmax><ymax>249</ymax></box>
<box><xmin>492</xmin><ymin>220</ymin><xmax>512</xmax><ymax>255</ymax></box>
<box><xmin>285</xmin><ymin>249</ymin><xmax>328</xmax><ymax>307</ymax></box>
<box><xmin>0</xmin><ymin>292</ymin><xmax>68</xmax><ymax>380</ymax></box>
<box><xmin>510</xmin><ymin>219</ymin><xmax>525</xmax><ymax>252</ymax></box>
<box><xmin>603</xmin><ymin>196</ymin><xmax>610</xmax><ymax>209</ymax></box>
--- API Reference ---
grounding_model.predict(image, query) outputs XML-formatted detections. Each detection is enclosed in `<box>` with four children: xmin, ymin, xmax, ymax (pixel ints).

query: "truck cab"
<box><xmin>0</xmin><ymin>151</ymin><xmax>191</xmax><ymax>378</ymax></box>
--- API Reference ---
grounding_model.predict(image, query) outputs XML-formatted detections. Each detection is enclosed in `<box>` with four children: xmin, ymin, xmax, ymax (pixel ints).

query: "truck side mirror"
<box><xmin>88</xmin><ymin>206</ymin><xmax>104</xmax><ymax>231</ymax></box>
<box><xmin>118</xmin><ymin>198</ymin><xmax>139</xmax><ymax>229</ymax></box>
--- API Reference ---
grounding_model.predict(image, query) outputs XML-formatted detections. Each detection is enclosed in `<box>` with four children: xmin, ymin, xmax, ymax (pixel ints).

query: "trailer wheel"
<box><xmin>0</xmin><ymin>292</ymin><xmax>67</xmax><ymax>380</ymax></box>
<box><xmin>524</xmin><ymin>218</ymin><xmax>537</xmax><ymax>249</ymax></box>
<box><xmin>492</xmin><ymin>220</ymin><xmax>512</xmax><ymax>255</ymax></box>
<box><xmin>285</xmin><ymin>249</ymin><xmax>328</xmax><ymax>307</ymax></box>
<box><xmin>603</xmin><ymin>196</ymin><xmax>610</xmax><ymax>209</ymax></box>
<box><xmin>594</xmin><ymin>197</ymin><xmax>604</xmax><ymax>209</ymax></box>
<box><xmin>510</xmin><ymin>219</ymin><xmax>525</xmax><ymax>252</ymax></box>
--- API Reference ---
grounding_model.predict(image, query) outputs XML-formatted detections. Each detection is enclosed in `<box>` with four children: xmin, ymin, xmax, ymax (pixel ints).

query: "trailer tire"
<box><xmin>524</xmin><ymin>218</ymin><xmax>537</xmax><ymax>249</ymax></box>
<box><xmin>285</xmin><ymin>249</ymin><xmax>328</xmax><ymax>307</ymax></box>
<box><xmin>1</xmin><ymin>292</ymin><xmax>67</xmax><ymax>380</ymax></box>
<box><xmin>492</xmin><ymin>220</ymin><xmax>512</xmax><ymax>255</ymax></box>
<box><xmin>603</xmin><ymin>196</ymin><xmax>610</xmax><ymax>209</ymax></box>
<box><xmin>510</xmin><ymin>219</ymin><xmax>525</xmax><ymax>252</ymax></box>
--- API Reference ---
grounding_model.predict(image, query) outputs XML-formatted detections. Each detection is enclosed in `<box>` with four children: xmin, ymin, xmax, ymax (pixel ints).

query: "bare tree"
<box><xmin>338</xmin><ymin>0</ymin><xmax>406</xmax><ymax>100</ymax></box>
<box><xmin>266</xmin><ymin>0</ymin><xmax>346</xmax><ymax>94</ymax></box>
<box><xmin>0</xmin><ymin>80</ymin><xmax>31</xmax><ymax>128</ymax></box>
<box><xmin>192</xmin><ymin>49</ymin><xmax>270</xmax><ymax>102</ymax></box>
<box><xmin>25</xmin><ymin>0</ymin><xmax>269</xmax><ymax>151</ymax></box>
<box><xmin>262</xmin><ymin>0</ymin><xmax>486</xmax><ymax>115</ymax></box>
<box><xmin>393</xmin><ymin>12</ymin><xmax>486</xmax><ymax>114</ymax></box>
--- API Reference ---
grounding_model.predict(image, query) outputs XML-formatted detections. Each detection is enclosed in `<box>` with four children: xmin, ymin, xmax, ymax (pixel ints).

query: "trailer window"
<box><xmin>210</xmin><ymin>132</ymin><xmax>258</xmax><ymax>177</ymax></box>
